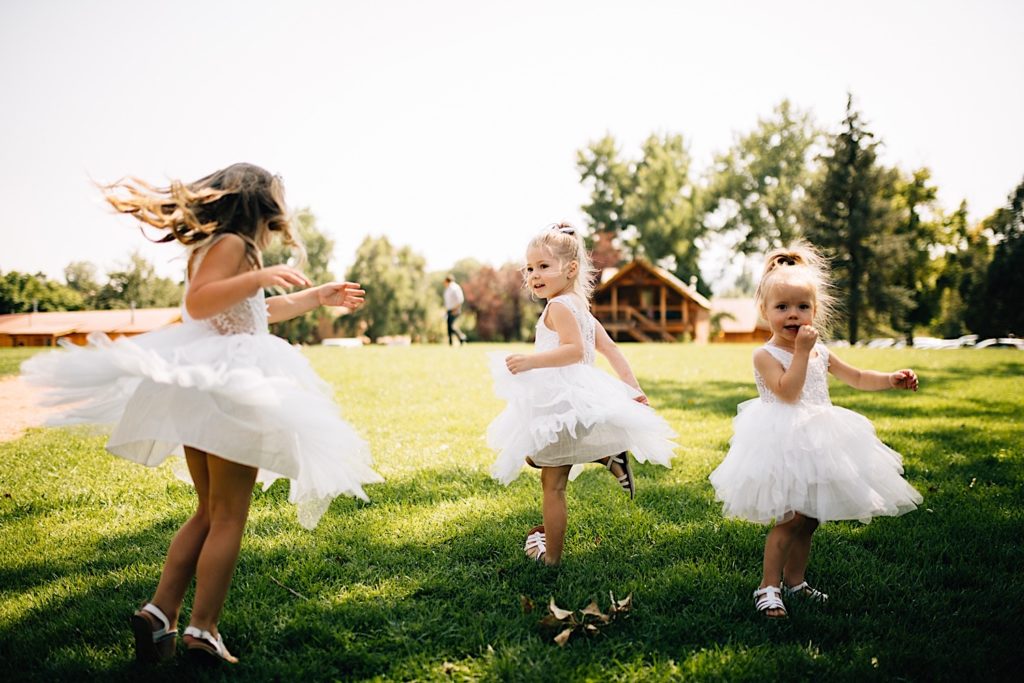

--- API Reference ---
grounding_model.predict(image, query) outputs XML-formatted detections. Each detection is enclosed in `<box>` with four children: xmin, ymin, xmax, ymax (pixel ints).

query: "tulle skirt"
<box><xmin>709</xmin><ymin>398</ymin><xmax>922</xmax><ymax>524</ymax></box>
<box><xmin>21</xmin><ymin>324</ymin><xmax>383</xmax><ymax>529</ymax></box>
<box><xmin>486</xmin><ymin>352</ymin><xmax>677</xmax><ymax>484</ymax></box>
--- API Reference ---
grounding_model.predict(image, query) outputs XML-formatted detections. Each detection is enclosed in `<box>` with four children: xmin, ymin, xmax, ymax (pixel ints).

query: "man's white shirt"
<box><xmin>444</xmin><ymin>282</ymin><xmax>465</xmax><ymax>311</ymax></box>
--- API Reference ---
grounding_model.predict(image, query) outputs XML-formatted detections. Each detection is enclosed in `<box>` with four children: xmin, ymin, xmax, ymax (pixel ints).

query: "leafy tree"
<box><xmin>0</xmin><ymin>270</ymin><xmax>83</xmax><ymax>314</ymax></box>
<box><xmin>263</xmin><ymin>209</ymin><xmax>337</xmax><ymax>344</ymax></box>
<box><xmin>705</xmin><ymin>100</ymin><xmax>820</xmax><ymax>254</ymax></box>
<box><xmin>64</xmin><ymin>261</ymin><xmax>102</xmax><ymax>307</ymax></box>
<box><xmin>933</xmin><ymin>201</ymin><xmax>991</xmax><ymax>337</ymax></box>
<box><xmin>889</xmin><ymin>168</ymin><xmax>945</xmax><ymax>343</ymax></box>
<box><xmin>968</xmin><ymin>176</ymin><xmax>1024</xmax><ymax>336</ymax></box>
<box><xmin>578</xmin><ymin>133</ymin><xmax>706</xmax><ymax>292</ymax></box>
<box><xmin>340</xmin><ymin>236</ymin><xmax>431</xmax><ymax>342</ymax></box>
<box><xmin>464</xmin><ymin>263</ymin><xmax>537</xmax><ymax>341</ymax></box>
<box><xmin>93</xmin><ymin>251</ymin><xmax>183</xmax><ymax>310</ymax></box>
<box><xmin>804</xmin><ymin>95</ymin><xmax>908</xmax><ymax>343</ymax></box>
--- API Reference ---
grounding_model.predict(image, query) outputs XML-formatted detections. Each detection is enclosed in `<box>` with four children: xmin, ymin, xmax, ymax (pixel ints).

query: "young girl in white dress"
<box><xmin>487</xmin><ymin>223</ymin><xmax>677</xmax><ymax>565</ymax></box>
<box><xmin>709</xmin><ymin>242</ymin><xmax>923</xmax><ymax>618</ymax></box>
<box><xmin>22</xmin><ymin>163</ymin><xmax>383</xmax><ymax>664</ymax></box>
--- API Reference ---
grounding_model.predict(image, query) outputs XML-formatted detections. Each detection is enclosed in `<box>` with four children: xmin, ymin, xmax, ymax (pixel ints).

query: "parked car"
<box><xmin>974</xmin><ymin>338</ymin><xmax>1024</xmax><ymax>349</ymax></box>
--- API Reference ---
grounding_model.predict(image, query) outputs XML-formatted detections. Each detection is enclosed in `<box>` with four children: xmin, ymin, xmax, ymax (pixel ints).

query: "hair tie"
<box><xmin>551</xmin><ymin>222</ymin><xmax>575</xmax><ymax>235</ymax></box>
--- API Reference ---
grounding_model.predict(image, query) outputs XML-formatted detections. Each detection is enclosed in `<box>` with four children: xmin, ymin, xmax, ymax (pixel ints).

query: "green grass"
<box><xmin>1</xmin><ymin>344</ymin><xmax>1022</xmax><ymax>681</ymax></box>
<box><xmin>0</xmin><ymin>347</ymin><xmax>43</xmax><ymax>377</ymax></box>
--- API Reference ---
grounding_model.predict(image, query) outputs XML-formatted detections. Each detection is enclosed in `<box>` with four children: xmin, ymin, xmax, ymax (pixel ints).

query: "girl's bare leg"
<box><xmin>782</xmin><ymin>514</ymin><xmax>819</xmax><ymax>587</ymax></box>
<box><xmin>759</xmin><ymin>514</ymin><xmax>803</xmax><ymax>617</ymax></box>
<box><xmin>539</xmin><ymin>465</ymin><xmax>571</xmax><ymax>565</ymax></box>
<box><xmin>146</xmin><ymin>447</ymin><xmax>212</xmax><ymax>630</ymax></box>
<box><xmin>186</xmin><ymin>453</ymin><xmax>257</xmax><ymax>634</ymax></box>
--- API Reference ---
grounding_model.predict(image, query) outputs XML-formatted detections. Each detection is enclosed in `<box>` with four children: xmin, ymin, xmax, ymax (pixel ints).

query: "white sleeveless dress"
<box><xmin>708</xmin><ymin>342</ymin><xmax>922</xmax><ymax>524</ymax></box>
<box><xmin>486</xmin><ymin>294</ymin><xmax>677</xmax><ymax>484</ymax></box>
<box><xmin>21</xmin><ymin>237</ymin><xmax>383</xmax><ymax>529</ymax></box>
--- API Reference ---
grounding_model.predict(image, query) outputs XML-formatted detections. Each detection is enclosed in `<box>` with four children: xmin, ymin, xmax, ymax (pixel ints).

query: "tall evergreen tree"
<box><xmin>969</xmin><ymin>176</ymin><xmax>1024</xmax><ymax>336</ymax></box>
<box><xmin>804</xmin><ymin>95</ymin><xmax>904</xmax><ymax>343</ymax></box>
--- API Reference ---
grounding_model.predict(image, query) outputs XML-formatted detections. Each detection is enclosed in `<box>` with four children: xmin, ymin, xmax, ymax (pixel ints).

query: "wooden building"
<box><xmin>0</xmin><ymin>308</ymin><xmax>181</xmax><ymax>347</ymax></box>
<box><xmin>710</xmin><ymin>297</ymin><xmax>771</xmax><ymax>343</ymax></box>
<box><xmin>593</xmin><ymin>259</ymin><xmax>711</xmax><ymax>343</ymax></box>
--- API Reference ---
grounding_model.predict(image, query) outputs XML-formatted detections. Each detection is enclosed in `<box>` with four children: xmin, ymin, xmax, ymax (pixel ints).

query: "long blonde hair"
<box><xmin>102</xmin><ymin>162</ymin><xmax>302</xmax><ymax>270</ymax></box>
<box><xmin>525</xmin><ymin>222</ymin><xmax>596</xmax><ymax>307</ymax></box>
<box><xmin>754</xmin><ymin>240</ymin><xmax>837</xmax><ymax>337</ymax></box>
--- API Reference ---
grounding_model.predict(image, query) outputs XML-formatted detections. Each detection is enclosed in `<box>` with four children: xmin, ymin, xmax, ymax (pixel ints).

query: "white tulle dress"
<box><xmin>709</xmin><ymin>342</ymin><xmax>922</xmax><ymax>525</ymax></box>
<box><xmin>486</xmin><ymin>294</ymin><xmax>677</xmax><ymax>484</ymax></box>
<box><xmin>21</xmin><ymin>238</ymin><xmax>383</xmax><ymax>529</ymax></box>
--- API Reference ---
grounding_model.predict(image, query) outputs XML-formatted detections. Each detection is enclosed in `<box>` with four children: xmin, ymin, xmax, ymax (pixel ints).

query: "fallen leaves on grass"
<box><xmin>533</xmin><ymin>592</ymin><xmax>633</xmax><ymax>646</ymax></box>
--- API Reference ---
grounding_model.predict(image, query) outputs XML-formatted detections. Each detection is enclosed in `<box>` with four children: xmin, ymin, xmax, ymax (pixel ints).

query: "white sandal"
<box><xmin>183</xmin><ymin>625</ymin><xmax>238</xmax><ymax>665</ymax></box>
<box><xmin>753</xmin><ymin>586</ymin><xmax>788</xmax><ymax>618</ymax></box>
<box><xmin>604</xmin><ymin>452</ymin><xmax>635</xmax><ymax>499</ymax></box>
<box><xmin>784</xmin><ymin>581</ymin><xmax>829</xmax><ymax>603</ymax></box>
<box><xmin>130</xmin><ymin>602</ymin><xmax>177</xmax><ymax>663</ymax></box>
<box><xmin>524</xmin><ymin>527</ymin><xmax>547</xmax><ymax>563</ymax></box>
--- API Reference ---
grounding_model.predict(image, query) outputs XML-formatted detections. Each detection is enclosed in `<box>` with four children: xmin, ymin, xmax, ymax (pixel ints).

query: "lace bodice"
<box><xmin>183</xmin><ymin>237</ymin><xmax>269</xmax><ymax>336</ymax></box>
<box><xmin>535</xmin><ymin>295</ymin><xmax>596</xmax><ymax>365</ymax></box>
<box><xmin>754</xmin><ymin>343</ymin><xmax>832</xmax><ymax>406</ymax></box>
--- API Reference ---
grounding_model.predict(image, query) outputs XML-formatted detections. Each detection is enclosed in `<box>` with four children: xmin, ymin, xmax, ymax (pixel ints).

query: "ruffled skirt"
<box><xmin>709</xmin><ymin>398</ymin><xmax>922</xmax><ymax>524</ymax></box>
<box><xmin>486</xmin><ymin>352</ymin><xmax>677</xmax><ymax>484</ymax></box>
<box><xmin>21</xmin><ymin>324</ymin><xmax>383</xmax><ymax>528</ymax></box>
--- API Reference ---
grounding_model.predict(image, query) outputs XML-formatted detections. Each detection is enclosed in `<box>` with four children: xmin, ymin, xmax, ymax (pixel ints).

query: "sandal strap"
<box><xmin>753</xmin><ymin>586</ymin><xmax>787</xmax><ymax>613</ymax></box>
<box><xmin>140</xmin><ymin>603</ymin><xmax>174</xmax><ymax>640</ymax></box>
<box><xmin>784</xmin><ymin>581</ymin><xmax>828</xmax><ymax>601</ymax></box>
<box><xmin>184</xmin><ymin>626</ymin><xmax>226</xmax><ymax>656</ymax></box>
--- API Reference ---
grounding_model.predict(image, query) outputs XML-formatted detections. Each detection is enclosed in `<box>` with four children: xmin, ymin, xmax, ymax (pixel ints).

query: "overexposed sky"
<box><xmin>1</xmin><ymin>0</ymin><xmax>1021</xmax><ymax>291</ymax></box>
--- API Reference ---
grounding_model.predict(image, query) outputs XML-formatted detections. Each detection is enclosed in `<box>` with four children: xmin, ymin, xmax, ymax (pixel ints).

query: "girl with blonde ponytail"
<box><xmin>486</xmin><ymin>223</ymin><xmax>677</xmax><ymax>565</ymax></box>
<box><xmin>710</xmin><ymin>240</ymin><xmax>923</xmax><ymax>619</ymax></box>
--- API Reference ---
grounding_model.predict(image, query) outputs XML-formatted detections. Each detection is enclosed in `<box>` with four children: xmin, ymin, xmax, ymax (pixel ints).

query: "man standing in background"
<box><xmin>443</xmin><ymin>275</ymin><xmax>468</xmax><ymax>346</ymax></box>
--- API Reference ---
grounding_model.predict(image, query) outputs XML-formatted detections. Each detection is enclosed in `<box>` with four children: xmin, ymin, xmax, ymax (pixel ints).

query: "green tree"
<box><xmin>705</xmin><ymin>100</ymin><xmax>820</xmax><ymax>254</ymax></box>
<box><xmin>263</xmin><ymin>209</ymin><xmax>337</xmax><ymax>344</ymax></box>
<box><xmin>890</xmin><ymin>168</ymin><xmax>945</xmax><ymax>344</ymax></box>
<box><xmin>804</xmin><ymin>95</ymin><xmax>907</xmax><ymax>343</ymax></box>
<box><xmin>340</xmin><ymin>236</ymin><xmax>431</xmax><ymax>342</ymax></box>
<box><xmin>968</xmin><ymin>176</ymin><xmax>1024</xmax><ymax>336</ymax></box>
<box><xmin>933</xmin><ymin>201</ymin><xmax>991</xmax><ymax>337</ymax></box>
<box><xmin>93</xmin><ymin>251</ymin><xmax>183</xmax><ymax>310</ymax></box>
<box><xmin>0</xmin><ymin>270</ymin><xmax>84</xmax><ymax>313</ymax></box>
<box><xmin>577</xmin><ymin>133</ymin><xmax>706</xmax><ymax>292</ymax></box>
<box><xmin>64</xmin><ymin>261</ymin><xmax>102</xmax><ymax>308</ymax></box>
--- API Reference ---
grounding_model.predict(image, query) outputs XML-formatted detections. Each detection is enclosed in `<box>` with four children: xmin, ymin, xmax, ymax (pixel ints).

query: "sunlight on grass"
<box><xmin>1</xmin><ymin>344</ymin><xmax>1022</xmax><ymax>680</ymax></box>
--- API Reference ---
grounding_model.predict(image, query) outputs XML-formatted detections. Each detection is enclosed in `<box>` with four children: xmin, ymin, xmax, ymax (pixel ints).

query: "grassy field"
<box><xmin>1</xmin><ymin>344</ymin><xmax>1022</xmax><ymax>682</ymax></box>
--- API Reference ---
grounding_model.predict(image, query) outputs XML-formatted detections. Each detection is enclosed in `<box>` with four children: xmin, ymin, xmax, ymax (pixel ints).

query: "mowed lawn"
<box><xmin>1</xmin><ymin>344</ymin><xmax>1022</xmax><ymax>682</ymax></box>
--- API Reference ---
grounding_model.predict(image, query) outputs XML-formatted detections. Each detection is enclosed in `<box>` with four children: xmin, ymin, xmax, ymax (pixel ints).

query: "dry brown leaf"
<box><xmin>584</xmin><ymin>623</ymin><xmax>600</xmax><ymax>634</ymax></box>
<box><xmin>539</xmin><ymin>614</ymin><xmax>565</xmax><ymax>629</ymax></box>
<box><xmin>520</xmin><ymin>594</ymin><xmax>534</xmax><ymax>613</ymax></box>
<box><xmin>580</xmin><ymin>599</ymin><xmax>610</xmax><ymax>623</ymax></box>
<box><xmin>548</xmin><ymin>596</ymin><xmax>573</xmax><ymax>621</ymax></box>
<box><xmin>553</xmin><ymin>627</ymin><xmax>574</xmax><ymax>647</ymax></box>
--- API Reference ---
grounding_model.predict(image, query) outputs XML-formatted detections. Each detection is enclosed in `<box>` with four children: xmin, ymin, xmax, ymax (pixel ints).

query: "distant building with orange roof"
<box><xmin>710</xmin><ymin>298</ymin><xmax>771</xmax><ymax>343</ymax></box>
<box><xmin>0</xmin><ymin>308</ymin><xmax>181</xmax><ymax>347</ymax></box>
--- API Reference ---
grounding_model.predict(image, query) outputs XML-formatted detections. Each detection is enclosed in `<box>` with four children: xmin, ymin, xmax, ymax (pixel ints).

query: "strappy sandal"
<box><xmin>524</xmin><ymin>524</ymin><xmax>546</xmax><ymax>563</ymax></box>
<box><xmin>784</xmin><ymin>581</ymin><xmax>829</xmax><ymax>603</ymax></box>
<box><xmin>130</xmin><ymin>602</ymin><xmax>177</xmax><ymax>663</ymax></box>
<box><xmin>183</xmin><ymin>626</ymin><xmax>238</xmax><ymax>665</ymax></box>
<box><xmin>753</xmin><ymin>585</ymin><xmax>788</xmax><ymax>619</ymax></box>
<box><xmin>603</xmin><ymin>452</ymin><xmax>635</xmax><ymax>499</ymax></box>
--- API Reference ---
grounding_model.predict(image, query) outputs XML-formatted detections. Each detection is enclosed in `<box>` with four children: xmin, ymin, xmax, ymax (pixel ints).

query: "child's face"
<box><xmin>525</xmin><ymin>246</ymin><xmax>574</xmax><ymax>299</ymax></box>
<box><xmin>764</xmin><ymin>279</ymin><xmax>816</xmax><ymax>343</ymax></box>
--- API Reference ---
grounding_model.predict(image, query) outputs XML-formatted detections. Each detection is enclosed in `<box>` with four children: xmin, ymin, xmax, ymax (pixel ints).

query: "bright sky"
<box><xmin>1</xmin><ymin>0</ymin><xmax>1021</xmax><ymax>292</ymax></box>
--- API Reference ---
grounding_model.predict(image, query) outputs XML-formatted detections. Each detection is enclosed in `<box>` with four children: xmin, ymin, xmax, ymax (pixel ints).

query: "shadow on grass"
<box><xmin>2</xmin><ymin>453</ymin><xmax>1023</xmax><ymax>681</ymax></box>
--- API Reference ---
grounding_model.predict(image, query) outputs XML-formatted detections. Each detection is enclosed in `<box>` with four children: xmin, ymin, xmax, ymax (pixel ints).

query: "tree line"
<box><xmin>3</xmin><ymin>95</ymin><xmax>1021</xmax><ymax>343</ymax></box>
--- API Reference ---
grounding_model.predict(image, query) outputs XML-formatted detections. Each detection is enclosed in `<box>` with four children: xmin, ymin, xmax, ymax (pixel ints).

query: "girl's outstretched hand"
<box><xmin>506</xmin><ymin>354</ymin><xmax>534</xmax><ymax>375</ymax></box>
<box><xmin>795</xmin><ymin>325</ymin><xmax>818</xmax><ymax>353</ymax></box>
<box><xmin>633</xmin><ymin>393</ymin><xmax>649</xmax><ymax>405</ymax></box>
<box><xmin>889</xmin><ymin>369</ymin><xmax>919</xmax><ymax>392</ymax></box>
<box><xmin>258</xmin><ymin>265</ymin><xmax>311</xmax><ymax>290</ymax></box>
<box><xmin>317</xmin><ymin>282</ymin><xmax>366</xmax><ymax>310</ymax></box>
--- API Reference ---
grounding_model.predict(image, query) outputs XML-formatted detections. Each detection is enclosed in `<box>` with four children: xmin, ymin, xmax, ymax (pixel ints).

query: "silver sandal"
<box><xmin>524</xmin><ymin>526</ymin><xmax>547</xmax><ymax>563</ymax></box>
<box><xmin>783</xmin><ymin>581</ymin><xmax>829</xmax><ymax>603</ymax></box>
<box><xmin>604</xmin><ymin>452</ymin><xmax>635</xmax><ymax>499</ymax></box>
<box><xmin>753</xmin><ymin>586</ymin><xmax>788</xmax><ymax>618</ymax></box>
<box><xmin>130</xmin><ymin>602</ymin><xmax>177</xmax><ymax>663</ymax></box>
